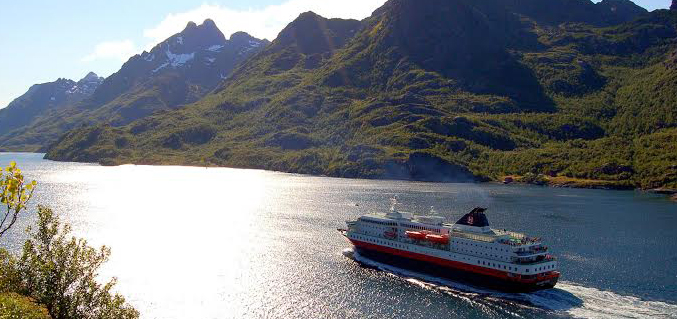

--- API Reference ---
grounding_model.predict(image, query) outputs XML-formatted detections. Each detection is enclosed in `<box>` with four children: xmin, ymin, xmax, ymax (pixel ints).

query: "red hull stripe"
<box><xmin>350</xmin><ymin>239</ymin><xmax>559</xmax><ymax>284</ymax></box>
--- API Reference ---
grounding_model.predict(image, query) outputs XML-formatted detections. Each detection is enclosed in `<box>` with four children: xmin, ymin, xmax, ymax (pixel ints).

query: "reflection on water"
<box><xmin>1</xmin><ymin>153</ymin><xmax>676</xmax><ymax>319</ymax></box>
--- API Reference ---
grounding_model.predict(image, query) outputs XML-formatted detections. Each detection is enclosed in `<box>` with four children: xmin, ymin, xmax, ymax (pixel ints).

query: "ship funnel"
<box><xmin>455</xmin><ymin>207</ymin><xmax>490</xmax><ymax>227</ymax></box>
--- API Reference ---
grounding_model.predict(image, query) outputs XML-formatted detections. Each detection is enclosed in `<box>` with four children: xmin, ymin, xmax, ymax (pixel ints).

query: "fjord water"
<box><xmin>1</xmin><ymin>153</ymin><xmax>676</xmax><ymax>319</ymax></box>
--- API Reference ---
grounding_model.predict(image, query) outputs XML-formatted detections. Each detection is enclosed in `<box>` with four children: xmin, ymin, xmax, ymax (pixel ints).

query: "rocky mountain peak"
<box><xmin>273</xmin><ymin>11</ymin><xmax>361</xmax><ymax>55</ymax></box>
<box><xmin>0</xmin><ymin>74</ymin><xmax>103</xmax><ymax>136</ymax></box>
<box><xmin>68</xmin><ymin>72</ymin><xmax>104</xmax><ymax>96</ymax></box>
<box><xmin>595</xmin><ymin>0</ymin><xmax>648</xmax><ymax>24</ymax></box>
<box><xmin>78</xmin><ymin>16</ymin><xmax>269</xmax><ymax>118</ymax></box>
<box><xmin>79</xmin><ymin>72</ymin><xmax>102</xmax><ymax>83</ymax></box>
<box><xmin>230</xmin><ymin>31</ymin><xmax>255</xmax><ymax>42</ymax></box>
<box><xmin>134</xmin><ymin>18</ymin><xmax>229</xmax><ymax>73</ymax></box>
<box><xmin>297</xmin><ymin>11</ymin><xmax>321</xmax><ymax>20</ymax></box>
<box><xmin>229</xmin><ymin>31</ymin><xmax>268</xmax><ymax>51</ymax></box>
<box><xmin>202</xmin><ymin>18</ymin><xmax>218</xmax><ymax>29</ymax></box>
<box><xmin>174</xmin><ymin>19</ymin><xmax>226</xmax><ymax>50</ymax></box>
<box><xmin>184</xmin><ymin>21</ymin><xmax>198</xmax><ymax>30</ymax></box>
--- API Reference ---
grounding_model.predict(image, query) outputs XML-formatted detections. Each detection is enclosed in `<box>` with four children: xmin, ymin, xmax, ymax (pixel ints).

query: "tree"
<box><xmin>13</xmin><ymin>206</ymin><xmax>139</xmax><ymax>319</ymax></box>
<box><xmin>0</xmin><ymin>161</ymin><xmax>36</xmax><ymax>239</ymax></box>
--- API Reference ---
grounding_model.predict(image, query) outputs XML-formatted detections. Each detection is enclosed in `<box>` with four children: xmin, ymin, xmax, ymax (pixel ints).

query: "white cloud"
<box><xmin>143</xmin><ymin>0</ymin><xmax>387</xmax><ymax>45</ymax></box>
<box><xmin>82</xmin><ymin>40</ymin><xmax>138</xmax><ymax>62</ymax></box>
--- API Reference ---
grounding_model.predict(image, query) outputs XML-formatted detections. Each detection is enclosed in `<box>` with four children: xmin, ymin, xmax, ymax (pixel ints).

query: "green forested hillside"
<box><xmin>45</xmin><ymin>0</ymin><xmax>677</xmax><ymax>188</ymax></box>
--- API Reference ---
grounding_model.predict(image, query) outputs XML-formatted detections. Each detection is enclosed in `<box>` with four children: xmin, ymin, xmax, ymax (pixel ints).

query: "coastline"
<box><xmin>499</xmin><ymin>175</ymin><xmax>677</xmax><ymax>201</ymax></box>
<box><xmin>25</xmin><ymin>151</ymin><xmax>676</xmax><ymax>200</ymax></box>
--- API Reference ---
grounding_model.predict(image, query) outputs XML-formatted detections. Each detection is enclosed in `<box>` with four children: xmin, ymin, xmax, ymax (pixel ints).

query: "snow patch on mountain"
<box><xmin>65</xmin><ymin>86</ymin><xmax>80</xmax><ymax>94</ymax></box>
<box><xmin>150</xmin><ymin>50</ymin><xmax>195</xmax><ymax>73</ymax></box>
<box><xmin>65</xmin><ymin>72</ymin><xmax>103</xmax><ymax>96</ymax></box>
<box><xmin>152</xmin><ymin>62</ymin><xmax>169</xmax><ymax>73</ymax></box>
<box><xmin>237</xmin><ymin>40</ymin><xmax>265</xmax><ymax>56</ymax></box>
<box><xmin>207</xmin><ymin>45</ymin><xmax>223</xmax><ymax>52</ymax></box>
<box><xmin>166</xmin><ymin>50</ymin><xmax>195</xmax><ymax>67</ymax></box>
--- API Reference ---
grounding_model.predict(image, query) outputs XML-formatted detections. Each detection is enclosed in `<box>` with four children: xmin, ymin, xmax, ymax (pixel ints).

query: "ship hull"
<box><xmin>350</xmin><ymin>239</ymin><xmax>558</xmax><ymax>293</ymax></box>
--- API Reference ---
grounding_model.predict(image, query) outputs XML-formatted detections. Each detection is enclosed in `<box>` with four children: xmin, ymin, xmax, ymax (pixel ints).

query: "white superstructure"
<box><xmin>342</xmin><ymin>199</ymin><xmax>560</xmax><ymax>290</ymax></box>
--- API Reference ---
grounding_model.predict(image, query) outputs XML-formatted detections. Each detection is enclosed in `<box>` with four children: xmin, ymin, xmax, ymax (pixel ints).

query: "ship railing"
<box><xmin>514</xmin><ymin>250</ymin><xmax>547</xmax><ymax>257</ymax></box>
<box><xmin>494</xmin><ymin>229</ymin><xmax>525</xmax><ymax>239</ymax></box>
<box><xmin>513</xmin><ymin>245</ymin><xmax>548</xmax><ymax>255</ymax></box>
<box><xmin>512</xmin><ymin>255</ymin><xmax>556</xmax><ymax>265</ymax></box>
<box><xmin>450</xmin><ymin>230</ymin><xmax>495</xmax><ymax>243</ymax></box>
<box><xmin>497</xmin><ymin>239</ymin><xmax>540</xmax><ymax>247</ymax></box>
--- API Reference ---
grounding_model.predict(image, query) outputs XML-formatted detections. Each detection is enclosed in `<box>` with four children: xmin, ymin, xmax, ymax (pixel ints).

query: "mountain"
<box><xmin>595</xmin><ymin>0</ymin><xmax>649</xmax><ymax>25</ymax></box>
<box><xmin>672</xmin><ymin>0</ymin><xmax>676</xmax><ymax>10</ymax></box>
<box><xmin>0</xmin><ymin>20</ymin><xmax>268</xmax><ymax>151</ymax></box>
<box><xmin>496</xmin><ymin>0</ymin><xmax>648</xmax><ymax>26</ymax></box>
<box><xmin>0</xmin><ymin>72</ymin><xmax>103</xmax><ymax>144</ymax></box>
<box><xmin>38</xmin><ymin>0</ymin><xmax>677</xmax><ymax>189</ymax></box>
<box><xmin>86</xmin><ymin>19</ymin><xmax>269</xmax><ymax>123</ymax></box>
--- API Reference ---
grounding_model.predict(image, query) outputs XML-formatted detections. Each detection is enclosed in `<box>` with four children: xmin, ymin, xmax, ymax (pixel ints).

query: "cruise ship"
<box><xmin>339</xmin><ymin>199</ymin><xmax>560</xmax><ymax>292</ymax></box>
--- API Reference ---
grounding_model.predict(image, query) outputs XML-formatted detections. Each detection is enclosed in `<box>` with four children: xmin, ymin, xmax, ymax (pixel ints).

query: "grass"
<box><xmin>0</xmin><ymin>293</ymin><xmax>51</xmax><ymax>319</ymax></box>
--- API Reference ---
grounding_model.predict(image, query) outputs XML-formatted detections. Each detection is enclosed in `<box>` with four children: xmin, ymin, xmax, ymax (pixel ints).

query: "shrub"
<box><xmin>0</xmin><ymin>161</ymin><xmax>37</xmax><ymax>239</ymax></box>
<box><xmin>2</xmin><ymin>206</ymin><xmax>138</xmax><ymax>319</ymax></box>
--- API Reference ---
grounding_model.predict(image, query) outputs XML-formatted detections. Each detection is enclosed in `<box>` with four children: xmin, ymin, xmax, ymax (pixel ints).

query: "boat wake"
<box><xmin>342</xmin><ymin>248</ymin><xmax>677</xmax><ymax>319</ymax></box>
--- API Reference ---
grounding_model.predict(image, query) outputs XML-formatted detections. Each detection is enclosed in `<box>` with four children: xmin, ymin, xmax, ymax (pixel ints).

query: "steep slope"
<box><xmin>595</xmin><ymin>0</ymin><xmax>649</xmax><ymax>25</ymax></box>
<box><xmin>46</xmin><ymin>0</ymin><xmax>677</xmax><ymax>188</ymax></box>
<box><xmin>0</xmin><ymin>19</ymin><xmax>268</xmax><ymax>151</ymax></box>
<box><xmin>85</xmin><ymin>19</ymin><xmax>268</xmax><ymax>123</ymax></box>
<box><xmin>0</xmin><ymin>72</ymin><xmax>103</xmax><ymax>139</ymax></box>
<box><xmin>498</xmin><ymin>0</ymin><xmax>647</xmax><ymax>26</ymax></box>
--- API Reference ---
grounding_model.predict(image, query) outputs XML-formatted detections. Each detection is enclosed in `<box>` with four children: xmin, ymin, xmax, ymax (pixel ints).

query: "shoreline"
<box><xmin>3</xmin><ymin>151</ymin><xmax>675</xmax><ymax>200</ymax></box>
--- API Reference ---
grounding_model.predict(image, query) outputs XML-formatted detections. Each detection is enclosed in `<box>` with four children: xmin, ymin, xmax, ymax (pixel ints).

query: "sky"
<box><xmin>0</xmin><ymin>0</ymin><xmax>671</xmax><ymax>109</ymax></box>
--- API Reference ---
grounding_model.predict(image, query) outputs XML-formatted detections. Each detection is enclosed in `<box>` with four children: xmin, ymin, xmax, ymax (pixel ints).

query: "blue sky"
<box><xmin>0</xmin><ymin>0</ymin><xmax>671</xmax><ymax>109</ymax></box>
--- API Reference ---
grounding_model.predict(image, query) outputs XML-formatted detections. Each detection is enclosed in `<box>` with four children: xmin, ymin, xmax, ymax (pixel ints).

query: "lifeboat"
<box><xmin>405</xmin><ymin>231</ymin><xmax>426</xmax><ymax>240</ymax></box>
<box><xmin>425</xmin><ymin>234</ymin><xmax>449</xmax><ymax>244</ymax></box>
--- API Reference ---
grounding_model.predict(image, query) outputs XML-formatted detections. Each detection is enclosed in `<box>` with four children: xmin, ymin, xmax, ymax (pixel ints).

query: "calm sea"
<box><xmin>1</xmin><ymin>153</ymin><xmax>676</xmax><ymax>318</ymax></box>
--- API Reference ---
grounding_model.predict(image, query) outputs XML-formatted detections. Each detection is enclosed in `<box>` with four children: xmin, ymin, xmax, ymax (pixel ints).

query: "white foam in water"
<box><xmin>555</xmin><ymin>283</ymin><xmax>677</xmax><ymax>319</ymax></box>
<box><xmin>343</xmin><ymin>248</ymin><xmax>677</xmax><ymax>319</ymax></box>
